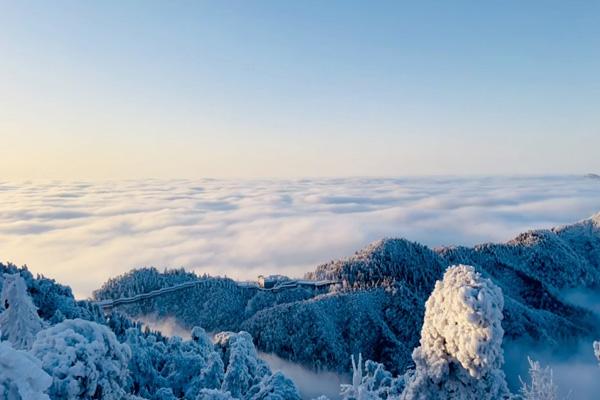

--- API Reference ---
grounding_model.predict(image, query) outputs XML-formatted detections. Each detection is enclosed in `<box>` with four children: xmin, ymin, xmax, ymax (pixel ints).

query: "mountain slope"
<box><xmin>94</xmin><ymin>214</ymin><xmax>600</xmax><ymax>374</ymax></box>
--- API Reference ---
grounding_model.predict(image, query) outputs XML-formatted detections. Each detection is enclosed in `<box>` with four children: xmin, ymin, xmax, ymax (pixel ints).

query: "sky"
<box><xmin>1</xmin><ymin>1</ymin><xmax>599</xmax><ymax>179</ymax></box>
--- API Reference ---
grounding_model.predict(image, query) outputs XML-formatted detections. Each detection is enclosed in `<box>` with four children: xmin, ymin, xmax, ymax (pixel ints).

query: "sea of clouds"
<box><xmin>1</xmin><ymin>175</ymin><xmax>599</xmax><ymax>298</ymax></box>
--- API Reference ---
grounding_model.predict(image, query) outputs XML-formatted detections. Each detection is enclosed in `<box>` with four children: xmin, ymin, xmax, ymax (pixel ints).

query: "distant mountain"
<box><xmin>585</xmin><ymin>173</ymin><xmax>600</xmax><ymax>180</ymax></box>
<box><xmin>93</xmin><ymin>214</ymin><xmax>600</xmax><ymax>374</ymax></box>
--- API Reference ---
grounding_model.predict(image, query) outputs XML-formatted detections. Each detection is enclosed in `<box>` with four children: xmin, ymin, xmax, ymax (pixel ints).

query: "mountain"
<box><xmin>92</xmin><ymin>214</ymin><xmax>600</xmax><ymax>374</ymax></box>
<box><xmin>585</xmin><ymin>173</ymin><xmax>600</xmax><ymax>180</ymax></box>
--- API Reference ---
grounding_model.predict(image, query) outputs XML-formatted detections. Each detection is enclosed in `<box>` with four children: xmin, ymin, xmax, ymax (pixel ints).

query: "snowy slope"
<box><xmin>92</xmin><ymin>214</ymin><xmax>600</xmax><ymax>374</ymax></box>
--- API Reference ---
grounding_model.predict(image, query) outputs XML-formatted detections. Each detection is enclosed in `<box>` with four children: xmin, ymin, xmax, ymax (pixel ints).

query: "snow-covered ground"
<box><xmin>1</xmin><ymin>176</ymin><xmax>599</xmax><ymax>297</ymax></box>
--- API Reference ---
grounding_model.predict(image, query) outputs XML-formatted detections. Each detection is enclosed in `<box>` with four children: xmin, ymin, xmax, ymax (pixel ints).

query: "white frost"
<box><xmin>0</xmin><ymin>341</ymin><xmax>51</xmax><ymax>400</ymax></box>
<box><xmin>401</xmin><ymin>264</ymin><xmax>510</xmax><ymax>400</ymax></box>
<box><xmin>0</xmin><ymin>273</ymin><xmax>45</xmax><ymax>350</ymax></box>
<box><xmin>31</xmin><ymin>318</ymin><xmax>131</xmax><ymax>399</ymax></box>
<box><xmin>518</xmin><ymin>357</ymin><xmax>560</xmax><ymax>400</ymax></box>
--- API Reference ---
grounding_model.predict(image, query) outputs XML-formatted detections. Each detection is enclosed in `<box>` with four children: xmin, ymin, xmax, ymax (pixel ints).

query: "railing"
<box><xmin>93</xmin><ymin>278</ymin><xmax>340</xmax><ymax>312</ymax></box>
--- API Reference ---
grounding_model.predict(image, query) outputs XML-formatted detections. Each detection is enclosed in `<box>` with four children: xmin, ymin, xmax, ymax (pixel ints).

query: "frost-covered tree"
<box><xmin>341</xmin><ymin>354</ymin><xmax>372</xmax><ymax>400</ymax></box>
<box><xmin>125</xmin><ymin>327</ymin><xmax>169</xmax><ymax>397</ymax></box>
<box><xmin>594</xmin><ymin>341</ymin><xmax>600</xmax><ymax>364</ymax></box>
<box><xmin>161</xmin><ymin>327</ymin><xmax>225</xmax><ymax>399</ymax></box>
<box><xmin>152</xmin><ymin>387</ymin><xmax>178</xmax><ymax>400</ymax></box>
<box><xmin>31</xmin><ymin>318</ymin><xmax>131</xmax><ymax>399</ymax></box>
<box><xmin>0</xmin><ymin>341</ymin><xmax>51</xmax><ymax>400</ymax></box>
<box><xmin>0</xmin><ymin>273</ymin><xmax>45</xmax><ymax>350</ymax></box>
<box><xmin>197</xmin><ymin>388</ymin><xmax>236</xmax><ymax>399</ymax></box>
<box><xmin>341</xmin><ymin>353</ymin><xmax>403</xmax><ymax>400</ymax></box>
<box><xmin>245</xmin><ymin>371</ymin><xmax>302</xmax><ymax>400</ymax></box>
<box><xmin>0</xmin><ymin>264</ymin><xmax>105</xmax><ymax>324</ymax></box>
<box><xmin>215</xmin><ymin>331</ymin><xmax>300</xmax><ymax>399</ymax></box>
<box><xmin>216</xmin><ymin>331</ymin><xmax>271</xmax><ymax>397</ymax></box>
<box><xmin>401</xmin><ymin>264</ymin><xmax>510</xmax><ymax>400</ymax></box>
<box><xmin>519</xmin><ymin>357</ymin><xmax>560</xmax><ymax>400</ymax></box>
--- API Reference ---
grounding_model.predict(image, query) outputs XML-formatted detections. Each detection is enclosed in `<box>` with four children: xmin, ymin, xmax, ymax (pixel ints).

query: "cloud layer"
<box><xmin>1</xmin><ymin>176</ymin><xmax>599</xmax><ymax>297</ymax></box>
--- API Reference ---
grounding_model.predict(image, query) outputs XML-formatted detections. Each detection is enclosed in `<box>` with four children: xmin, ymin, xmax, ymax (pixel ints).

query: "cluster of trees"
<box><xmin>302</xmin><ymin>216</ymin><xmax>600</xmax><ymax>373</ymax></box>
<box><xmin>93</xmin><ymin>267</ymin><xmax>199</xmax><ymax>299</ymax></box>
<box><xmin>3</xmin><ymin>261</ymin><xmax>596</xmax><ymax>399</ymax></box>
<box><xmin>325</xmin><ymin>265</ymin><xmax>599</xmax><ymax>400</ymax></box>
<box><xmin>91</xmin><ymin>215</ymin><xmax>600</xmax><ymax>376</ymax></box>
<box><xmin>93</xmin><ymin>267</ymin><xmax>319</xmax><ymax>334</ymax></box>
<box><xmin>0</xmin><ymin>266</ymin><xmax>301</xmax><ymax>399</ymax></box>
<box><xmin>2</xmin><ymin>210</ymin><xmax>599</xmax><ymax>399</ymax></box>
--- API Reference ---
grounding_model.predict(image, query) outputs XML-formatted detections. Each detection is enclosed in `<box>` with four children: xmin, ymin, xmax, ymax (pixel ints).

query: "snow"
<box><xmin>401</xmin><ymin>264</ymin><xmax>510</xmax><ymax>400</ymax></box>
<box><xmin>0</xmin><ymin>341</ymin><xmax>51</xmax><ymax>400</ymax></box>
<box><xmin>245</xmin><ymin>371</ymin><xmax>302</xmax><ymax>400</ymax></box>
<box><xmin>89</xmin><ymin>213</ymin><xmax>600</xmax><ymax>376</ymax></box>
<box><xmin>340</xmin><ymin>353</ymin><xmax>403</xmax><ymax>400</ymax></box>
<box><xmin>196</xmin><ymin>389</ymin><xmax>236</xmax><ymax>399</ymax></box>
<box><xmin>216</xmin><ymin>331</ymin><xmax>272</xmax><ymax>397</ymax></box>
<box><xmin>215</xmin><ymin>331</ymin><xmax>301</xmax><ymax>399</ymax></box>
<box><xmin>0</xmin><ymin>212</ymin><xmax>599</xmax><ymax>399</ymax></box>
<box><xmin>31</xmin><ymin>318</ymin><xmax>131</xmax><ymax>399</ymax></box>
<box><xmin>0</xmin><ymin>273</ymin><xmax>45</xmax><ymax>350</ymax></box>
<box><xmin>518</xmin><ymin>357</ymin><xmax>559</xmax><ymax>400</ymax></box>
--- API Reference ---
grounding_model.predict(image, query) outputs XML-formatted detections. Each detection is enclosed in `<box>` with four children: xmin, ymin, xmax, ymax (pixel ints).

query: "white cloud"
<box><xmin>0</xmin><ymin>176</ymin><xmax>599</xmax><ymax>298</ymax></box>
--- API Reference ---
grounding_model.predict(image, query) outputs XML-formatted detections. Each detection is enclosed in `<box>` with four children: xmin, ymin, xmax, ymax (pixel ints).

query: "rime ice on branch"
<box><xmin>0</xmin><ymin>341</ymin><xmax>51</xmax><ymax>400</ymax></box>
<box><xmin>31</xmin><ymin>318</ymin><xmax>131</xmax><ymax>399</ymax></box>
<box><xmin>519</xmin><ymin>357</ymin><xmax>560</xmax><ymax>400</ymax></box>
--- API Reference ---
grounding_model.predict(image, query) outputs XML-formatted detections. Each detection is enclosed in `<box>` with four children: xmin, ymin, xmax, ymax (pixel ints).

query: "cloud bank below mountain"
<box><xmin>1</xmin><ymin>176</ymin><xmax>599</xmax><ymax>297</ymax></box>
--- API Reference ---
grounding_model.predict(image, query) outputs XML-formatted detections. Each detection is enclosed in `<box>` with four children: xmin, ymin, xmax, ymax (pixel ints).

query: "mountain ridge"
<box><xmin>92</xmin><ymin>213</ymin><xmax>600</xmax><ymax>373</ymax></box>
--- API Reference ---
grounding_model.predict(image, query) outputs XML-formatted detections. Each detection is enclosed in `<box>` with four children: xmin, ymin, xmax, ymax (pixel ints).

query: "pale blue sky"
<box><xmin>1</xmin><ymin>1</ymin><xmax>599</xmax><ymax>179</ymax></box>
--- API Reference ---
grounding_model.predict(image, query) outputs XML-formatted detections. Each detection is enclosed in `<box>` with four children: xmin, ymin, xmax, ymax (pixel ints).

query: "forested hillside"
<box><xmin>93</xmin><ymin>214</ymin><xmax>600</xmax><ymax>374</ymax></box>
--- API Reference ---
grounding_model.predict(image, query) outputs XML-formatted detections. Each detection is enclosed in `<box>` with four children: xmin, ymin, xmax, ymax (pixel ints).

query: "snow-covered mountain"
<box><xmin>2</xmin><ymin>213</ymin><xmax>599</xmax><ymax>398</ymax></box>
<box><xmin>92</xmin><ymin>214</ymin><xmax>600</xmax><ymax>374</ymax></box>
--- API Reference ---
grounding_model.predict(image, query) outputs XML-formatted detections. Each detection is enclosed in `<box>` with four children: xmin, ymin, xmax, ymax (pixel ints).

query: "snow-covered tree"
<box><xmin>0</xmin><ymin>341</ymin><xmax>51</xmax><ymax>400</ymax></box>
<box><xmin>31</xmin><ymin>318</ymin><xmax>131</xmax><ymax>399</ymax></box>
<box><xmin>196</xmin><ymin>388</ymin><xmax>236</xmax><ymax>399</ymax></box>
<box><xmin>152</xmin><ymin>387</ymin><xmax>178</xmax><ymax>400</ymax></box>
<box><xmin>0</xmin><ymin>273</ymin><xmax>45</xmax><ymax>349</ymax></box>
<box><xmin>245</xmin><ymin>371</ymin><xmax>302</xmax><ymax>400</ymax></box>
<box><xmin>340</xmin><ymin>353</ymin><xmax>403</xmax><ymax>400</ymax></box>
<box><xmin>215</xmin><ymin>331</ymin><xmax>300</xmax><ymax>399</ymax></box>
<box><xmin>519</xmin><ymin>357</ymin><xmax>560</xmax><ymax>400</ymax></box>
<box><xmin>216</xmin><ymin>331</ymin><xmax>270</xmax><ymax>397</ymax></box>
<box><xmin>125</xmin><ymin>327</ymin><xmax>169</xmax><ymax>397</ymax></box>
<box><xmin>342</xmin><ymin>355</ymin><xmax>369</xmax><ymax>400</ymax></box>
<box><xmin>594</xmin><ymin>341</ymin><xmax>600</xmax><ymax>364</ymax></box>
<box><xmin>160</xmin><ymin>327</ymin><xmax>225</xmax><ymax>399</ymax></box>
<box><xmin>401</xmin><ymin>264</ymin><xmax>510</xmax><ymax>400</ymax></box>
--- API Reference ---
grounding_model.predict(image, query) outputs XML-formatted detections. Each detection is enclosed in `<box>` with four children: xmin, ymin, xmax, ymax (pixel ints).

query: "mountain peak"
<box><xmin>307</xmin><ymin>237</ymin><xmax>444</xmax><ymax>291</ymax></box>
